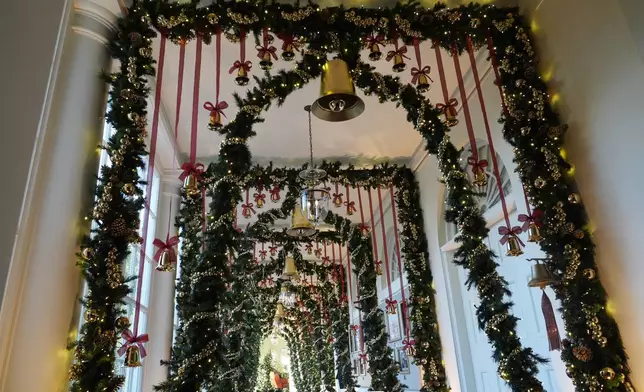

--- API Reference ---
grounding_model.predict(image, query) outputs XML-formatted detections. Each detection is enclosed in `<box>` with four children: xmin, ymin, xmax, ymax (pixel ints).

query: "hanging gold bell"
<box><xmin>369</xmin><ymin>43</ymin><xmax>382</xmax><ymax>61</ymax></box>
<box><xmin>280</xmin><ymin>256</ymin><xmax>298</xmax><ymax>280</ymax></box>
<box><xmin>527</xmin><ymin>222</ymin><xmax>543</xmax><ymax>243</ymax></box>
<box><xmin>235</xmin><ymin>67</ymin><xmax>249</xmax><ymax>86</ymax></box>
<box><xmin>286</xmin><ymin>205</ymin><xmax>316</xmax><ymax>237</ymax></box>
<box><xmin>505</xmin><ymin>236</ymin><xmax>524</xmax><ymax>257</ymax></box>
<box><xmin>416</xmin><ymin>73</ymin><xmax>431</xmax><ymax>93</ymax></box>
<box><xmin>528</xmin><ymin>262</ymin><xmax>556</xmax><ymax>288</ymax></box>
<box><xmin>444</xmin><ymin>106</ymin><xmax>459</xmax><ymax>127</ymax></box>
<box><xmin>259</xmin><ymin>52</ymin><xmax>273</xmax><ymax>71</ymax></box>
<box><xmin>375</xmin><ymin>263</ymin><xmax>383</xmax><ymax>276</ymax></box>
<box><xmin>275</xmin><ymin>303</ymin><xmax>286</xmax><ymax>318</ymax></box>
<box><xmin>392</xmin><ymin>54</ymin><xmax>407</xmax><ymax>73</ymax></box>
<box><xmin>183</xmin><ymin>174</ymin><xmax>200</xmax><ymax>196</ymax></box>
<box><xmin>208</xmin><ymin>111</ymin><xmax>223</xmax><ymax>130</ymax></box>
<box><xmin>472</xmin><ymin>167</ymin><xmax>488</xmax><ymax>189</ymax></box>
<box><xmin>311</xmin><ymin>59</ymin><xmax>365</xmax><ymax>122</ymax></box>
<box><xmin>124</xmin><ymin>345</ymin><xmax>142</xmax><ymax>367</ymax></box>
<box><xmin>281</xmin><ymin>43</ymin><xmax>296</xmax><ymax>61</ymax></box>
<box><xmin>155</xmin><ymin>249</ymin><xmax>175</xmax><ymax>272</ymax></box>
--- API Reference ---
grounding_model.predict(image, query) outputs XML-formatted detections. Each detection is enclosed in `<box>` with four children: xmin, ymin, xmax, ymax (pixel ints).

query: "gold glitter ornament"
<box><xmin>116</xmin><ymin>316</ymin><xmax>130</xmax><ymax>330</ymax></box>
<box><xmin>139</xmin><ymin>47</ymin><xmax>152</xmax><ymax>58</ymax></box>
<box><xmin>122</xmin><ymin>183</ymin><xmax>136</xmax><ymax>195</ymax></box>
<box><xmin>600</xmin><ymin>367</ymin><xmax>616</xmax><ymax>380</ymax></box>
<box><xmin>81</xmin><ymin>247</ymin><xmax>93</xmax><ymax>259</ymax></box>
<box><xmin>573</xmin><ymin>229</ymin><xmax>585</xmax><ymax>239</ymax></box>
<box><xmin>534</xmin><ymin>177</ymin><xmax>546</xmax><ymax>188</ymax></box>
<box><xmin>583</xmin><ymin>268</ymin><xmax>596</xmax><ymax>279</ymax></box>
<box><xmin>572</xmin><ymin>346</ymin><xmax>592</xmax><ymax>362</ymax></box>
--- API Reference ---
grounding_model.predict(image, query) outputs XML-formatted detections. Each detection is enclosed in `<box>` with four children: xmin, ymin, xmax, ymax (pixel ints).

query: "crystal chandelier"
<box><xmin>299</xmin><ymin>105</ymin><xmax>330</xmax><ymax>226</ymax></box>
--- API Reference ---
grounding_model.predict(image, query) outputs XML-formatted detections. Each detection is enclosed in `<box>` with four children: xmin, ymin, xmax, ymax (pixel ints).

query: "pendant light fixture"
<box><xmin>298</xmin><ymin>105</ymin><xmax>330</xmax><ymax>227</ymax></box>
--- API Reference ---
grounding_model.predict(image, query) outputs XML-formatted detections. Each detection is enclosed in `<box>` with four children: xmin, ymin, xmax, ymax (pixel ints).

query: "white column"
<box><xmin>142</xmin><ymin>177</ymin><xmax>181</xmax><ymax>391</ymax></box>
<box><xmin>0</xmin><ymin>3</ymin><xmax>115</xmax><ymax>391</ymax></box>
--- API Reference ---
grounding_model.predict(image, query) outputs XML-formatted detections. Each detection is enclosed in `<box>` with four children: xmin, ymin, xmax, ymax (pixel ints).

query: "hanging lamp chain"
<box><xmin>308</xmin><ymin>106</ymin><xmax>314</xmax><ymax>168</ymax></box>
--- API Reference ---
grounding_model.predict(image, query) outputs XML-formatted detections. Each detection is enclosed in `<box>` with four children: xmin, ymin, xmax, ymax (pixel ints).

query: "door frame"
<box><xmin>438</xmin><ymin>196</ymin><xmax>516</xmax><ymax>392</ymax></box>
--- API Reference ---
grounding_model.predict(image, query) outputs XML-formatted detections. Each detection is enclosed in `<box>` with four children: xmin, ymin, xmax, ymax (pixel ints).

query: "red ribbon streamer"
<box><xmin>118</xmin><ymin>329</ymin><xmax>149</xmax><ymax>357</ymax></box>
<box><xmin>134</xmin><ymin>35</ymin><xmax>166</xmax><ymax>336</ymax></box>
<box><xmin>410</xmin><ymin>38</ymin><xmax>433</xmax><ymax>85</ymax></box>
<box><xmin>174</xmin><ymin>40</ymin><xmax>186</xmax><ymax>140</ymax></box>
<box><xmin>467</xmin><ymin>36</ymin><xmax>512</xmax><ymax>228</ymax></box>
<box><xmin>452</xmin><ymin>41</ymin><xmax>479</xmax><ymax>166</ymax></box>
<box><xmin>230</xmin><ymin>29</ymin><xmax>251</xmax><ymax>74</ymax></box>
<box><xmin>377</xmin><ymin>187</ymin><xmax>394</xmax><ymax>302</ymax></box>
<box><xmin>541</xmin><ymin>290</ymin><xmax>562</xmax><ymax>351</ymax></box>
<box><xmin>433</xmin><ymin>39</ymin><xmax>452</xmax><ymax>107</ymax></box>
<box><xmin>190</xmin><ymin>35</ymin><xmax>203</xmax><ymax>164</ymax></box>
<box><xmin>153</xmin><ymin>236</ymin><xmax>179</xmax><ymax>262</ymax></box>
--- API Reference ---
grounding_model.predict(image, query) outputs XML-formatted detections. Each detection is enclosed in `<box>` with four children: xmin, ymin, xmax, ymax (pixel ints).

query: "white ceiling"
<box><xmin>152</xmin><ymin>31</ymin><xmax>481</xmax><ymax>166</ymax></box>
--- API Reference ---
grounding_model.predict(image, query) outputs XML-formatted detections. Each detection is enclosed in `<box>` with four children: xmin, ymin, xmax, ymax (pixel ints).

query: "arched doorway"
<box><xmin>438</xmin><ymin>143</ymin><xmax>574</xmax><ymax>392</ymax></box>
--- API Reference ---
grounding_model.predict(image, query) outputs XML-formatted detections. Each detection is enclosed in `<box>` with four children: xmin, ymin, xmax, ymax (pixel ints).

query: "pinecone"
<box><xmin>572</xmin><ymin>346</ymin><xmax>593</xmax><ymax>362</ymax></box>
<box><xmin>109</xmin><ymin>217</ymin><xmax>128</xmax><ymax>237</ymax></box>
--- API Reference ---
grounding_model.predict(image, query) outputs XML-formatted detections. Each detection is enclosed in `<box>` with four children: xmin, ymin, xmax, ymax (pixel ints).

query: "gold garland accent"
<box><xmin>241</xmin><ymin>105</ymin><xmax>263</xmax><ymax>116</ymax></box>
<box><xmin>281</xmin><ymin>6</ymin><xmax>315</xmax><ymax>22</ymax></box>
<box><xmin>344</xmin><ymin>10</ymin><xmax>377</xmax><ymax>27</ymax></box>
<box><xmin>493</xmin><ymin>13</ymin><xmax>515</xmax><ymax>32</ymax></box>
<box><xmin>394</xmin><ymin>14</ymin><xmax>422</xmax><ymax>38</ymax></box>
<box><xmin>227</xmin><ymin>8</ymin><xmax>259</xmax><ymax>25</ymax></box>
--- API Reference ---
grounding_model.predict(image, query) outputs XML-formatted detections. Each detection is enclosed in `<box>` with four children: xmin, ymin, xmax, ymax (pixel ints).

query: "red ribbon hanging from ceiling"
<box><xmin>410</xmin><ymin>37</ymin><xmax>432</xmax><ymax>87</ymax></box>
<box><xmin>466</xmin><ymin>36</ymin><xmax>519</xmax><ymax>244</ymax></box>
<box><xmin>376</xmin><ymin>187</ymin><xmax>395</xmax><ymax>313</ymax></box>
<box><xmin>389</xmin><ymin>185</ymin><xmax>410</xmax><ymax>339</ymax></box>
<box><xmin>133</xmin><ymin>34</ymin><xmax>166</xmax><ymax>338</ymax></box>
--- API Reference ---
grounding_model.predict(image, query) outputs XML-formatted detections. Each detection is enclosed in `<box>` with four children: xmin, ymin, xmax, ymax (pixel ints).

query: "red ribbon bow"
<box><xmin>402</xmin><ymin>338</ymin><xmax>415</xmax><ymax>350</ymax></box>
<box><xmin>344</xmin><ymin>201</ymin><xmax>357</xmax><ymax>213</ymax></box>
<box><xmin>385</xmin><ymin>298</ymin><xmax>398</xmax><ymax>312</ymax></box>
<box><xmin>153</xmin><ymin>236</ymin><xmax>179</xmax><ymax>262</ymax></box>
<box><xmin>256</xmin><ymin>44</ymin><xmax>278</xmax><ymax>60</ymax></box>
<box><xmin>266</xmin><ymin>276</ymin><xmax>274</xmax><ymax>285</ymax></box>
<box><xmin>518</xmin><ymin>209</ymin><xmax>544</xmax><ymax>231</ymax></box>
<box><xmin>358</xmin><ymin>223</ymin><xmax>370</xmax><ymax>235</ymax></box>
<box><xmin>314</xmin><ymin>248</ymin><xmax>323</xmax><ymax>258</ymax></box>
<box><xmin>359</xmin><ymin>353</ymin><xmax>368</xmax><ymax>363</ymax></box>
<box><xmin>117</xmin><ymin>329</ymin><xmax>149</xmax><ymax>358</ymax></box>
<box><xmin>328</xmin><ymin>335</ymin><xmax>335</xmax><ymax>343</ymax></box>
<box><xmin>322</xmin><ymin>256</ymin><xmax>331</xmax><ymax>265</ymax></box>
<box><xmin>385</xmin><ymin>46</ymin><xmax>409</xmax><ymax>62</ymax></box>
<box><xmin>277</xmin><ymin>33</ymin><xmax>302</xmax><ymax>51</ymax></box>
<box><xmin>498</xmin><ymin>225</ymin><xmax>525</xmax><ymax>246</ymax></box>
<box><xmin>436</xmin><ymin>98</ymin><xmax>459</xmax><ymax>114</ymax></box>
<box><xmin>269</xmin><ymin>245</ymin><xmax>278</xmax><ymax>255</ymax></box>
<box><xmin>305</xmin><ymin>244</ymin><xmax>313</xmax><ymax>254</ymax></box>
<box><xmin>332</xmin><ymin>192</ymin><xmax>344</xmax><ymax>205</ymax></box>
<box><xmin>410</xmin><ymin>65</ymin><xmax>433</xmax><ymax>85</ymax></box>
<box><xmin>467</xmin><ymin>157</ymin><xmax>489</xmax><ymax>171</ymax></box>
<box><xmin>203</xmin><ymin>101</ymin><xmax>228</xmax><ymax>118</ymax></box>
<box><xmin>254</xmin><ymin>193</ymin><xmax>266</xmax><ymax>201</ymax></box>
<box><xmin>259</xmin><ymin>249</ymin><xmax>268</xmax><ymax>259</ymax></box>
<box><xmin>242</xmin><ymin>203</ymin><xmax>255</xmax><ymax>217</ymax></box>
<box><xmin>229</xmin><ymin>60</ymin><xmax>252</xmax><ymax>74</ymax></box>
<box><xmin>178</xmin><ymin>162</ymin><xmax>204</xmax><ymax>182</ymax></box>
<box><xmin>364</xmin><ymin>33</ymin><xmax>385</xmax><ymax>47</ymax></box>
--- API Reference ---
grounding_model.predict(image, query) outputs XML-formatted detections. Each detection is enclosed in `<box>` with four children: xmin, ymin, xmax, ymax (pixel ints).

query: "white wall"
<box><xmin>518</xmin><ymin>0</ymin><xmax>644</xmax><ymax>388</ymax></box>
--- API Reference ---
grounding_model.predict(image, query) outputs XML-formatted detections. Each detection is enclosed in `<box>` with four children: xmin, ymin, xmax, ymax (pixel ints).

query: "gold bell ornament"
<box><xmin>155</xmin><ymin>248</ymin><xmax>176</xmax><ymax>272</ymax></box>
<box><xmin>277</xmin><ymin>34</ymin><xmax>300</xmax><ymax>61</ymax></box>
<box><xmin>364</xmin><ymin>34</ymin><xmax>384</xmax><ymax>61</ymax></box>
<box><xmin>203</xmin><ymin>101</ymin><xmax>228</xmax><ymax>131</ymax></box>
<box><xmin>436</xmin><ymin>98</ymin><xmax>460</xmax><ymax>127</ymax></box>
<box><xmin>386</xmin><ymin>44</ymin><xmax>409</xmax><ymax>73</ymax></box>
<box><xmin>527</xmin><ymin>222</ymin><xmax>543</xmax><ymax>242</ymax></box>
<box><xmin>519</xmin><ymin>210</ymin><xmax>544</xmax><ymax>243</ymax></box>
<box><xmin>375</xmin><ymin>261</ymin><xmax>383</xmax><ymax>276</ymax></box>
<box><xmin>527</xmin><ymin>259</ymin><xmax>561</xmax><ymax>351</ymax></box>
<box><xmin>411</xmin><ymin>66</ymin><xmax>433</xmax><ymax>93</ymax></box>
<box><xmin>468</xmin><ymin>158</ymin><xmax>489</xmax><ymax>189</ymax></box>
<box><xmin>275</xmin><ymin>303</ymin><xmax>286</xmax><ymax>318</ymax></box>
<box><xmin>286</xmin><ymin>204</ymin><xmax>316</xmax><ymax>237</ymax></box>
<box><xmin>499</xmin><ymin>226</ymin><xmax>524</xmax><ymax>257</ymax></box>
<box><xmin>230</xmin><ymin>60</ymin><xmax>252</xmax><ymax>86</ymax></box>
<box><xmin>280</xmin><ymin>256</ymin><xmax>299</xmax><ymax>280</ymax></box>
<box><xmin>311</xmin><ymin>59</ymin><xmax>365</xmax><ymax>122</ymax></box>
<box><xmin>257</xmin><ymin>44</ymin><xmax>277</xmax><ymax>71</ymax></box>
<box><xmin>124</xmin><ymin>345</ymin><xmax>142</xmax><ymax>367</ymax></box>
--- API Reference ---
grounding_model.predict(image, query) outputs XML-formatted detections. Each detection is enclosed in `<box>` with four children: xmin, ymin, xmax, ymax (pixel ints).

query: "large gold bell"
<box><xmin>235</xmin><ymin>67</ymin><xmax>249</xmax><ymax>86</ymax></box>
<box><xmin>124</xmin><ymin>345</ymin><xmax>142</xmax><ymax>367</ymax></box>
<box><xmin>208</xmin><ymin>111</ymin><xmax>223</xmax><ymax>130</ymax></box>
<box><xmin>444</xmin><ymin>106</ymin><xmax>459</xmax><ymax>127</ymax></box>
<box><xmin>392</xmin><ymin>54</ymin><xmax>407</xmax><ymax>73</ymax></box>
<box><xmin>472</xmin><ymin>167</ymin><xmax>488</xmax><ymax>189</ymax></box>
<box><xmin>505</xmin><ymin>236</ymin><xmax>524</xmax><ymax>257</ymax></box>
<box><xmin>528</xmin><ymin>262</ymin><xmax>556</xmax><ymax>288</ymax></box>
<box><xmin>312</xmin><ymin>59</ymin><xmax>365</xmax><ymax>122</ymax></box>
<box><xmin>183</xmin><ymin>174</ymin><xmax>200</xmax><ymax>197</ymax></box>
<box><xmin>527</xmin><ymin>222</ymin><xmax>543</xmax><ymax>243</ymax></box>
<box><xmin>280</xmin><ymin>256</ymin><xmax>298</xmax><ymax>280</ymax></box>
<box><xmin>286</xmin><ymin>205</ymin><xmax>316</xmax><ymax>237</ymax></box>
<box><xmin>155</xmin><ymin>249</ymin><xmax>175</xmax><ymax>272</ymax></box>
<box><xmin>281</xmin><ymin>44</ymin><xmax>296</xmax><ymax>61</ymax></box>
<box><xmin>259</xmin><ymin>52</ymin><xmax>273</xmax><ymax>71</ymax></box>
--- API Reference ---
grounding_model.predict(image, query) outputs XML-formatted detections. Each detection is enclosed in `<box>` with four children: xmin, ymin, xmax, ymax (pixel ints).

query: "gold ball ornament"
<box><xmin>572</xmin><ymin>346</ymin><xmax>593</xmax><ymax>362</ymax></box>
<box><xmin>116</xmin><ymin>316</ymin><xmax>130</xmax><ymax>330</ymax></box>
<box><xmin>122</xmin><ymin>183</ymin><xmax>136</xmax><ymax>196</ymax></box>
<box><xmin>574</xmin><ymin>229</ymin><xmax>585</xmax><ymax>239</ymax></box>
<box><xmin>534</xmin><ymin>177</ymin><xmax>546</xmax><ymax>188</ymax></box>
<box><xmin>139</xmin><ymin>47</ymin><xmax>153</xmax><ymax>58</ymax></box>
<box><xmin>84</xmin><ymin>309</ymin><xmax>99</xmax><ymax>322</ymax></box>
<box><xmin>598</xmin><ymin>336</ymin><xmax>608</xmax><ymax>347</ymax></box>
<box><xmin>600</xmin><ymin>367</ymin><xmax>616</xmax><ymax>380</ymax></box>
<box><xmin>569</xmin><ymin>193</ymin><xmax>582</xmax><ymax>204</ymax></box>
<box><xmin>81</xmin><ymin>247</ymin><xmax>93</xmax><ymax>259</ymax></box>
